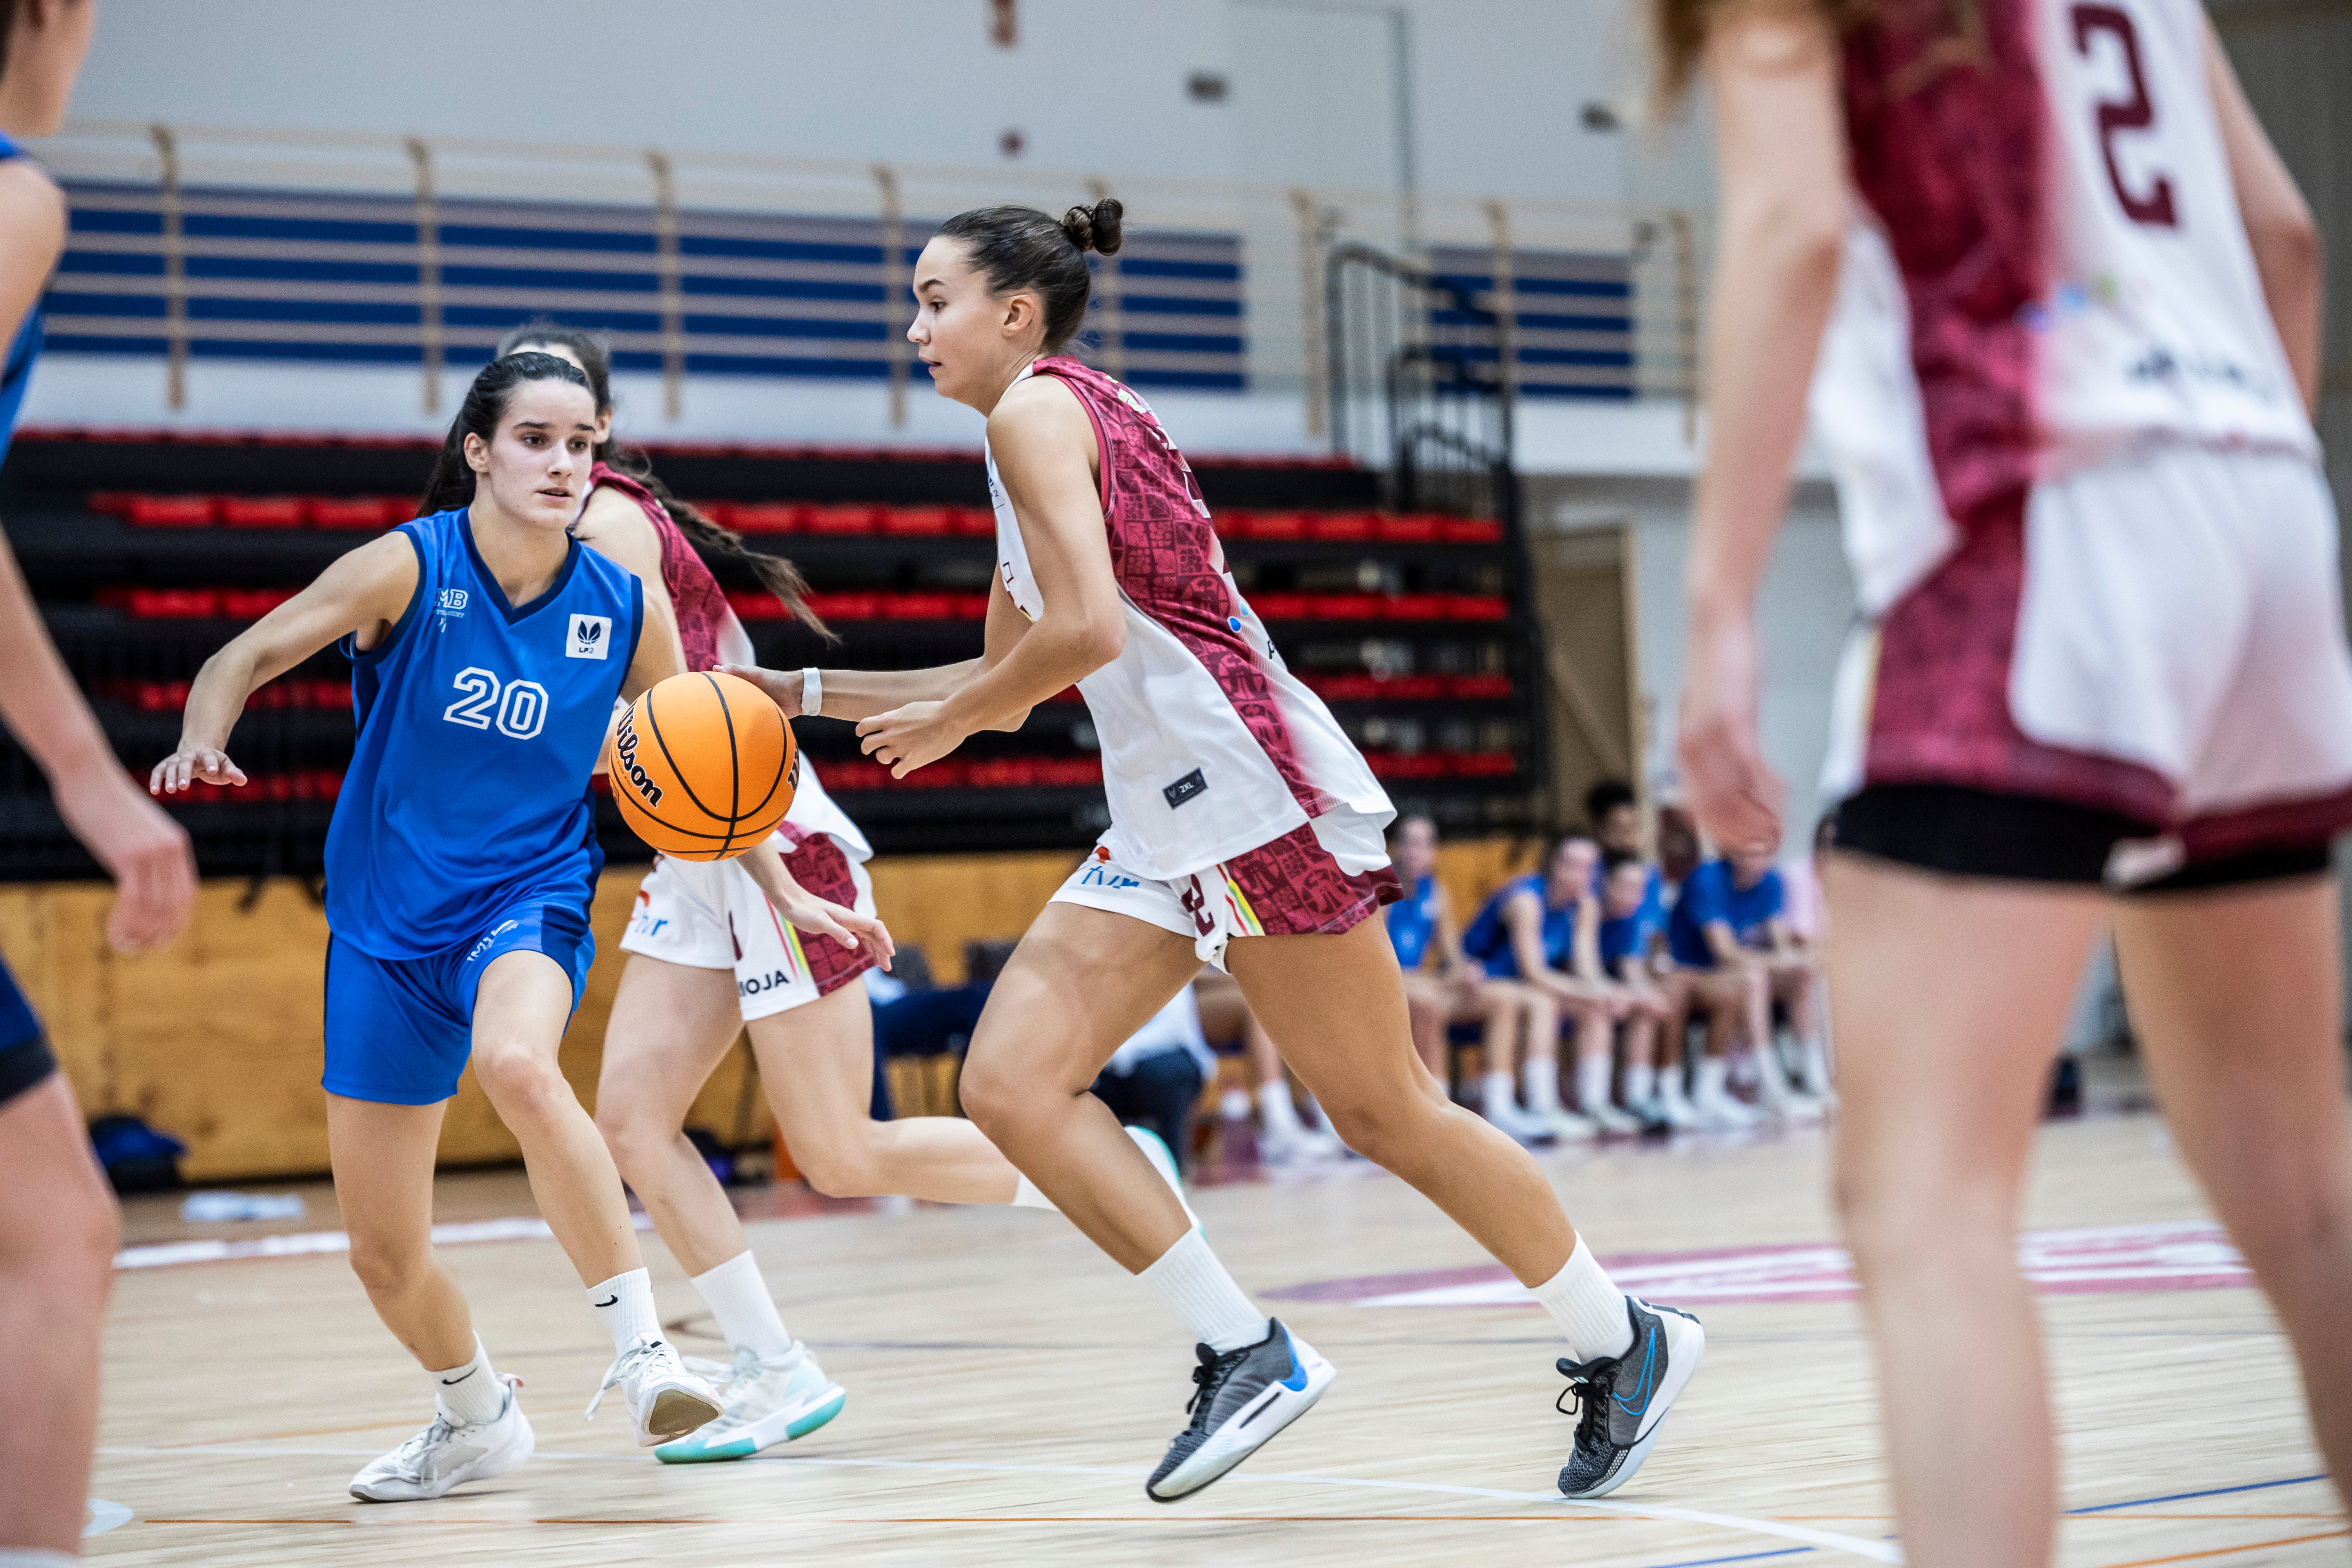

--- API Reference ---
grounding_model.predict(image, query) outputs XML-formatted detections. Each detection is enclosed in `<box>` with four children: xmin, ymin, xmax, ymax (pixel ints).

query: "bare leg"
<box><xmin>1400</xmin><ymin>972</ymin><xmax>1450</xmax><ymax>1079</ymax></box>
<box><xmin>754</xmin><ymin>981</ymin><xmax>1023</xmax><ymax>1205</ymax></box>
<box><xmin>1230</xmin><ymin>919</ymin><xmax>1578</xmax><ymax>1284</ymax></box>
<box><xmin>469</xmin><ymin>950</ymin><xmax>644</xmax><ymax>1287</ymax></box>
<box><xmin>2111</xmin><ymin>875</ymin><xmax>2352</xmax><ymax>1501</ymax></box>
<box><xmin>329</xmin><ymin>1093</ymin><xmax>474</xmax><ymax>1370</ymax></box>
<box><xmin>956</xmin><ymin>904</ymin><xmax>1207</xmax><ymax>1270</ymax></box>
<box><xmin>1825</xmin><ymin>853</ymin><xmax>2104</xmax><ymax>1568</ymax></box>
<box><xmin>0</xmin><ymin>1074</ymin><xmax>120</xmax><ymax>1554</ymax></box>
<box><xmin>595</xmin><ymin>954</ymin><xmax>763</xmax><ymax>1277</ymax></box>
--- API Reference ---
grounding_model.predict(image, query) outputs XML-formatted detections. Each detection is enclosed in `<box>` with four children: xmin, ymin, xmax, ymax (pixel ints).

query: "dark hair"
<box><xmin>1388</xmin><ymin>811</ymin><xmax>1437</xmax><ymax>843</ymax></box>
<box><xmin>933</xmin><ymin>199</ymin><xmax>1124</xmax><ymax>357</ymax></box>
<box><xmin>1584</xmin><ymin>778</ymin><xmax>1638</xmax><ymax>825</ymax></box>
<box><xmin>1601</xmin><ymin>847</ymin><xmax>1646</xmax><ymax>875</ymax></box>
<box><xmin>419</xmin><ymin>352</ymin><xmax>593</xmax><ymax>515</ymax></box>
<box><xmin>1544</xmin><ymin>829</ymin><xmax>1598</xmax><ymax>865</ymax></box>
<box><xmin>494</xmin><ymin>320</ymin><xmax>828</xmax><ymax>638</ymax></box>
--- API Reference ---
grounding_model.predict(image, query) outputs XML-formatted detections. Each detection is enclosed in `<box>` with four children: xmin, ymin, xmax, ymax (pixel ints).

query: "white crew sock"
<box><xmin>1482</xmin><ymin>1068</ymin><xmax>1518</xmax><ymax>1118</ymax></box>
<box><xmin>0</xmin><ymin>1550</ymin><xmax>80</xmax><ymax>1568</ymax></box>
<box><xmin>1798</xmin><ymin>1037</ymin><xmax>1833</xmax><ymax>1094</ymax></box>
<box><xmin>427</xmin><ymin>1335</ymin><xmax>506</xmax><ymax>1425</ymax></box>
<box><xmin>1523</xmin><ymin>1056</ymin><xmax>1562</xmax><ymax>1116</ymax></box>
<box><xmin>1694</xmin><ymin>1054</ymin><xmax>1731</xmax><ymax>1103</ymax></box>
<box><xmin>1533</xmin><ymin>1236</ymin><xmax>1636</xmax><ymax>1362</ymax></box>
<box><xmin>1011</xmin><ymin>1172</ymin><xmax>1061</xmax><ymax>1211</ymax></box>
<box><xmin>1140</xmin><ymin>1227</ymin><xmax>1269</xmax><ymax>1352</ymax></box>
<box><xmin>689</xmin><ymin>1249</ymin><xmax>795</xmax><ymax>1361</ymax></box>
<box><xmin>1624</xmin><ymin>1062</ymin><xmax>1657</xmax><ymax>1106</ymax></box>
<box><xmin>1257</xmin><ymin>1078</ymin><xmax>1305</xmax><ymax>1136</ymax></box>
<box><xmin>1575</xmin><ymin>1053</ymin><xmax>1613</xmax><ymax>1114</ymax></box>
<box><xmin>587</xmin><ymin>1267</ymin><xmax>661</xmax><ymax>1353</ymax></box>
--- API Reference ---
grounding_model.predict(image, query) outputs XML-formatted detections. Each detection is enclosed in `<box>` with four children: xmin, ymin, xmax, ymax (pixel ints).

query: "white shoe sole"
<box><xmin>655</xmin><ymin>1381</ymin><xmax>847</xmax><ymax>1463</ymax></box>
<box><xmin>639</xmin><ymin>1384</ymin><xmax>724</xmax><ymax>1446</ymax></box>
<box><xmin>1148</xmin><ymin>1343</ymin><xmax>1336</xmax><ymax>1501</ymax></box>
<box><xmin>1568</xmin><ymin>1307</ymin><xmax>1706</xmax><ymax>1501</ymax></box>
<box><xmin>349</xmin><ymin>1411</ymin><xmax>535</xmax><ymax>1502</ymax></box>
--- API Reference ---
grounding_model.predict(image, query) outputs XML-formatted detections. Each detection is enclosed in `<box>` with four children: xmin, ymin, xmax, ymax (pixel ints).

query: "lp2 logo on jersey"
<box><xmin>568</xmin><ymin>613</ymin><xmax>610</xmax><ymax>660</ymax></box>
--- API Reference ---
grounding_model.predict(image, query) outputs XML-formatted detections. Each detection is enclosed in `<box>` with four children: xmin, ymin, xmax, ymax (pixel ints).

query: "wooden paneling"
<box><xmin>0</xmin><ymin>837</ymin><xmax>1535</xmax><ymax>1181</ymax></box>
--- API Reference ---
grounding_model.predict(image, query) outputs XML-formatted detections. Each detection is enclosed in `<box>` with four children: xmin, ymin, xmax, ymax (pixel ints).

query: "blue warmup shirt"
<box><xmin>1597</xmin><ymin>904</ymin><xmax>1662</xmax><ymax>974</ymax></box>
<box><xmin>1460</xmin><ymin>873</ymin><xmax>1576</xmax><ymax>979</ymax></box>
<box><xmin>1386</xmin><ymin>873</ymin><xmax>1441</xmax><ymax>970</ymax></box>
<box><xmin>0</xmin><ymin>131</ymin><xmax>44</xmax><ymax>463</ymax></box>
<box><xmin>1666</xmin><ymin>859</ymin><xmax>1786</xmax><ymax>969</ymax></box>
<box><xmin>324</xmin><ymin>508</ymin><xmax>643</xmax><ymax>960</ymax></box>
<box><xmin>1592</xmin><ymin>859</ymin><xmax>1665</xmax><ymax>926</ymax></box>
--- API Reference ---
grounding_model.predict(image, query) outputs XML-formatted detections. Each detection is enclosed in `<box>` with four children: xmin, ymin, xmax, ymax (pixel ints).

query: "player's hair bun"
<box><xmin>1060</xmin><ymin>198</ymin><xmax>1125</xmax><ymax>257</ymax></box>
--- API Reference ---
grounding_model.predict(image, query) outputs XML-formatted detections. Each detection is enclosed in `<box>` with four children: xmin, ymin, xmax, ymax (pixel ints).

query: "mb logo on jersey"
<box><xmin>437</xmin><ymin>588</ymin><xmax>468</xmax><ymax>614</ymax></box>
<box><xmin>568</xmin><ymin>613</ymin><xmax>611</xmax><ymax>660</ymax></box>
<box><xmin>612</xmin><ymin>711</ymin><xmax>662</xmax><ymax>809</ymax></box>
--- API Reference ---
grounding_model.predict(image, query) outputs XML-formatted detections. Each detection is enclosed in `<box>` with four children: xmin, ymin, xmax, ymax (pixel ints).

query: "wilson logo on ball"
<box><xmin>606</xmin><ymin>671</ymin><xmax>797</xmax><ymax>862</ymax></box>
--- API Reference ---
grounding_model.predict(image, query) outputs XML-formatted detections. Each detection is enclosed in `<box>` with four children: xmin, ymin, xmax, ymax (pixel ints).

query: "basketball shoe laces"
<box><xmin>1184</xmin><ymin>1342</ymin><xmax>1251</xmax><ymax>1429</ymax></box>
<box><xmin>584</xmin><ymin>1335</ymin><xmax>678</xmax><ymax>1420</ymax></box>
<box><xmin>1554</xmin><ymin>1352</ymin><xmax>1619</xmax><ymax>1448</ymax></box>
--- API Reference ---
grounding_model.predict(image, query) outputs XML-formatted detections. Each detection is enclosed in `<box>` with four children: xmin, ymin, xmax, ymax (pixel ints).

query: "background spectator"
<box><xmin>1091</xmin><ymin>985</ymin><xmax>1217</xmax><ymax>1176</ymax></box>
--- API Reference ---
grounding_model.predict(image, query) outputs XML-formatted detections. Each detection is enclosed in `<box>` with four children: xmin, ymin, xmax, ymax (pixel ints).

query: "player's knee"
<box><xmin>472</xmin><ymin>1047</ymin><xmax>572</xmax><ymax>1125</ymax></box>
<box><xmin>953</xmin><ymin>1054</ymin><xmax>1026</xmax><ymax>1142</ymax></box>
<box><xmin>792</xmin><ymin>1139</ymin><xmax>879</xmax><ymax>1200</ymax></box>
<box><xmin>591</xmin><ymin>1093</ymin><xmax>664</xmax><ymax>1176</ymax></box>
<box><xmin>347</xmin><ymin>1235</ymin><xmax>427</xmax><ymax>1298</ymax></box>
<box><xmin>29</xmin><ymin>1176</ymin><xmax>122</xmax><ymax>1294</ymax></box>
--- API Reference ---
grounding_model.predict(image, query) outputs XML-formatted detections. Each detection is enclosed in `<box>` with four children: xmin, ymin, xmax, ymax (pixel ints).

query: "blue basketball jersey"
<box><xmin>325</xmin><ymin>508</ymin><xmax>643</xmax><ymax>960</ymax></box>
<box><xmin>1385</xmin><ymin>872</ymin><xmax>1440</xmax><ymax>970</ymax></box>
<box><xmin>0</xmin><ymin>130</ymin><xmax>47</xmax><ymax>463</ymax></box>
<box><xmin>1460</xmin><ymin>873</ymin><xmax>1575</xmax><ymax>980</ymax></box>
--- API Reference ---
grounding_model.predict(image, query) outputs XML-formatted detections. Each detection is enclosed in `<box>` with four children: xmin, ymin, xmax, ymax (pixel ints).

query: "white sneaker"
<box><xmin>1654</xmin><ymin>1085</ymin><xmax>1702</xmax><ymax>1130</ymax></box>
<box><xmin>1483</xmin><ymin>1095</ymin><xmax>1558</xmax><ymax>1142</ymax></box>
<box><xmin>350</xmin><ymin>1376</ymin><xmax>533</xmax><ymax>1502</ymax></box>
<box><xmin>1692</xmin><ymin>1086</ymin><xmax>1760</xmax><ymax>1131</ymax></box>
<box><xmin>586</xmin><ymin>1334</ymin><xmax>722</xmax><ymax>1446</ymax></box>
<box><xmin>654</xmin><ymin>1343</ymin><xmax>846</xmax><ymax>1463</ymax></box>
<box><xmin>1261</xmin><ymin>1117</ymin><xmax>1342</xmax><ymax>1165</ymax></box>
<box><xmin>1584</xmin><ymin>1102</ymin><xmax>1643</xmax><ymax>1137</ymax></box>
<box><xmin>1538</xmin><ymin>1107</ymin><xmax>1601</xmax><ymax>1142</ymax></box>
<box><xmin>1763</xmin><ymin>1087</ymin><xmax>1827</xmax><ymax>1124</ymax></box>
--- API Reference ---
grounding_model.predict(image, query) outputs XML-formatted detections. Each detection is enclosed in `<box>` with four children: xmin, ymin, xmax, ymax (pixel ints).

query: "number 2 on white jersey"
<box><xmin>442</xmin><ymin>666</ymin><xmax>550</xmax><ymax>740</ymax></box>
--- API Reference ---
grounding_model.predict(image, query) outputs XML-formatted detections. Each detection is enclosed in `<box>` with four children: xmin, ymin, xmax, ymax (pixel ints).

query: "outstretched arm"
<box><xmin>722</xmin><ymin>573</ymin><xmax>1033</xmax><ymax>730</ymax></box>
<box><xmin>0</xmin><ymin>164</ymin><xmax>195</xmax><ymax>952</ymax></box>
<box><xmin>152</xmin><ymin>532</ymin><xmax>420</xmax><ymax>793</ymax></box>
<box><xmin>1677</xmin><ymin>3</ymin><xmax>1848</xmax><ymax>856</ymax></box>
<box><xmin>851</xmin><ymin>379</ymin><xmax>1122</xmax><ymax>777</ymax></box>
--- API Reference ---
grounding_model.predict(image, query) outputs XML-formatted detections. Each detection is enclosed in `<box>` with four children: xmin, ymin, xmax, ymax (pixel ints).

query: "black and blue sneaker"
<box><xmin>1146</xmin><ymin>1318</ymin><xmax>1335</xmax><ymax>1502</ymax></box>
<box><xmin>1556</xmin><ymin>1296</ymin><xmax>1705</xmax><ymax>1499</ymax></box>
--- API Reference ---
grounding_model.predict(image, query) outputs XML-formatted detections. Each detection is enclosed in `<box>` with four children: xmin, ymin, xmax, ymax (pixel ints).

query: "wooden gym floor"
<box><xmin>85</xmin><ymin>1089</ymin><xmax>2345</xmax><ymax>1566</ymax></box>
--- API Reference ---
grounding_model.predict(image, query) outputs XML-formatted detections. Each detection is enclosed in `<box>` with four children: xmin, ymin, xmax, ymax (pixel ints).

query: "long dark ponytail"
<box><xmin>419</xmin><ymin>351</ymin><xmax>594</xmax><ymax>515</ymax></box>
<box><xmin>494</xmin><ymin>320</ymin><xmax>829</xmax><ymax>639</ymax></box>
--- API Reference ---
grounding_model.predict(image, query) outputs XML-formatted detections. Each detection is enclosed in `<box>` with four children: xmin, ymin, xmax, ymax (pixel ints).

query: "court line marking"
<box><xmin>2093</xmin><ymin>1528</ymin><xmax>2352</xmax><ymax>1568</ymax></box>
<box><xmin>2068</xmin><ymin>1474</ymin><xmax>2329</xmax><ymax>1514</ymax></box>
<box><xmin>98</xmin><ymin>1441</ymin><xmax>1902</xmax><ymax>1561</ymax></box>
<box><xmin>82</xmin><ymin>1499</ymin><xmax>131</xmax><ymax>1537</ymax></box>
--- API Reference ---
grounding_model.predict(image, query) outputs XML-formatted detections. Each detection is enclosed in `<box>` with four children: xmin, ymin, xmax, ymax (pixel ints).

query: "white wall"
<box><xmin>69</xmin><ymin>0</ymin><xmax>1647</xmax><ymax>204</ymax></box>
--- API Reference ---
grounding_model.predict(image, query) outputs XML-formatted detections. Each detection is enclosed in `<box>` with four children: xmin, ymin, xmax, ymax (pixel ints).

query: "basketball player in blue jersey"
<box><xmin>0</xmin><ymin>5</ymin><xmax>200</xmax><ymax>1561</ymax></box>
<box><xmin>153</xmin><ymin>354</ymin><xmax>732</xmax><ymax>1502</ymax></box>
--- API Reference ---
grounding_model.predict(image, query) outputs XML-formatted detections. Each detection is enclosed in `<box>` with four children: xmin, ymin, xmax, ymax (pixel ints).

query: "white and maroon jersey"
<box><xmin>988</xmin><ymin>356</ymin><xmax>1394</xmax><ymax>882</ymax></box>
<box><xmin>1811</xmin><ymin>0</ymin><xmax>2316</xmax><ymax>612</ymax></box>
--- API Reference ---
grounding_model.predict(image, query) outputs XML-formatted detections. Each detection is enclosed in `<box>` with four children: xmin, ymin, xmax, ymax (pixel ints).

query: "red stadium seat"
<box><xmin>125</xmin><ymin>494</ymin><xmax>217</xmax><ymax>528</ymax></box>
<box><xmin>220</xmin><ymin>496</ymin><xmax>306</xmax><ymax>528</ymax></box>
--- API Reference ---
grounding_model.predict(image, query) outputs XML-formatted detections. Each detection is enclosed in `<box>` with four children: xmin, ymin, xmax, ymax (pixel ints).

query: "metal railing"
<box><xmin>29</xmin><ymin>119</ymin><xmax>1706</xmax><ymax>440</ymax></box>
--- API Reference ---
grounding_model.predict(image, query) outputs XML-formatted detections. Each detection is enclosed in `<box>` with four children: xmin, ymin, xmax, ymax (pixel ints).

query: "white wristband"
<box><xmin>800</xmin><ymin>666</ymin><xmax>822</xmax><ymax>719</ymax></box>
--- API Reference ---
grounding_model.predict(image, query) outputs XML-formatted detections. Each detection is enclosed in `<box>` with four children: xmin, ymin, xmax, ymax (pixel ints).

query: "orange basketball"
<box><xmin>607</xmin><ymin>671</ymin><xmax>797</xmax><ymax>861</ymax></box>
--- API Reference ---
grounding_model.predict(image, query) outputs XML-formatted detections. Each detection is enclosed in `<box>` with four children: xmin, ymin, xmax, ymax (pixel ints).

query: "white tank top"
<box><xmin>1811</xmin><ymin>0</ymin><xmax>2316</xmax><ymax>601</ymax></box>
<box><xmin>988</xmin><ymin>358</ymin><xmax>1392</xmax><ymax>881</ymax></box>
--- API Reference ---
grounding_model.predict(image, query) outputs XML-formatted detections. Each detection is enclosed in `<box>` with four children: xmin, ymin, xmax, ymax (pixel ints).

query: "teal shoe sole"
<box><xmin>654</xmin><ymin>1387</ymin><xmax>845</xmax><ymax>1465</ymax></box>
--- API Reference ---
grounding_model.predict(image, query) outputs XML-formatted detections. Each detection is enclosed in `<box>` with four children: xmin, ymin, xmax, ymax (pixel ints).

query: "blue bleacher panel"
<box><xmin>47</xmin><ymin>182</ymin><xmax>1247</xmax><ymax>392</ymax></box>
<box><xmin>1423</xmin><ymin>245</ymin><xmax>1635</xmax><ymax>401</ymax></box>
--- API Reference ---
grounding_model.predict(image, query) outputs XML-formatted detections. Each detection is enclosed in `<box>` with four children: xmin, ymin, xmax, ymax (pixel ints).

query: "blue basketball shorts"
<box><xmin>0</xmin><ymin>948</ymin><xmax>54</xmax><ymax>1109</ymax></box>
<box><xmin>323</xmin><ymin>899</ymin><xmax>595</xmax><ymax>1106</ymax></box>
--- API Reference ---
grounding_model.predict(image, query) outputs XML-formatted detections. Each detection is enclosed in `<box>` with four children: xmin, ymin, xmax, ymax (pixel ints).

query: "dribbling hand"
<box><xmin>1678</xmin><ymin>606</ymin><xmax>1785</xmax><ymax>856</ymax></box>
<box><xmin>713</xmin><ymin>664</ymin><xmax>801</xmax><ymax>720</ymax></box>
<box><xmin>60</xmin><ymin>764</ymin><xmax>196</xmax><ymax>954</ymax></box>
<box><xmin>149</xmin><ymin>744</ymin><xmax>248</xmax><ymax>796</ymax></box>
